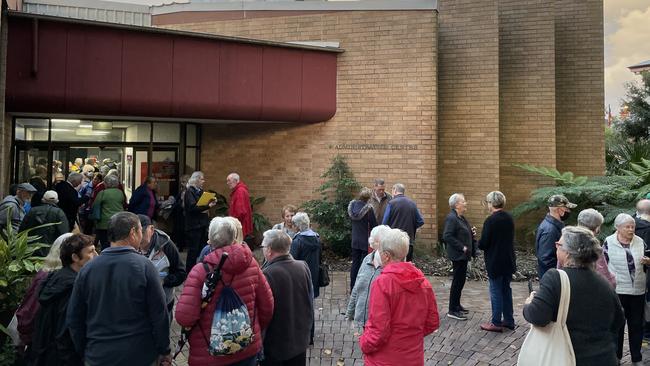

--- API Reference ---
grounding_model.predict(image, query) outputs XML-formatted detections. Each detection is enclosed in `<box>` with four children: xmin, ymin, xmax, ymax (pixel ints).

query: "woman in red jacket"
<box><xmin>359</xmin><ymin>229</ymin><xmax>440</xmax><ymax>366</ymax></box>
<box><xmin>176</xmin><ymin>217</ymin><xmax>274</xmax><ymax>366</ymax></box>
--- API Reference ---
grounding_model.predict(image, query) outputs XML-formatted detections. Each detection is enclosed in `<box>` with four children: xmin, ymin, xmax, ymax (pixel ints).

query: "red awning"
<box><xmin>6</xmin><ymin>13</ymin><xmax>340</xmax><ymax>123</ymax></box>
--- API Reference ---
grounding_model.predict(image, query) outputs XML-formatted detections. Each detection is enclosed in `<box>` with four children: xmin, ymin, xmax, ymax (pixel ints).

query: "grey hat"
<box><xmin>16</xmin><ymin>183</ymin><xmax>37</xmax><ymax>193</ymax></box>
<box><xmin>548</xmin><ymin>194</ymin><xmax>577</xmax><ymax>209</ymax></box>
<box><xmin>42</xmin><ymin>190</ymin><xmax>59</xmax><ymax>204</ymax></box>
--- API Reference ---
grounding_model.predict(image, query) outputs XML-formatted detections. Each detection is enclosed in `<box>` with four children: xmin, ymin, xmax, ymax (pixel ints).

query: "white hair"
<box><xmin>380</xmin><ymin>229</ymin><xmax>410</xmax><ymax>261</ymax></box>
<box><xmin>368</xmin><ymin>225</ymin><xmax>391</xmax><ymax>250</ymax></box>
<box><xmin>392</xmin><ymin>183</ymin><xmax>405</xmax><ymax>194</ymax></box>
<box><xmin>292</xmin><ymin>212</ymin><xmax>311</xmax><ymax>232</ymax></box>
<box><xmin>188</xmin><ymin>171</ymin><xmax>204</xmax><ymax>188</ymax></box>
<box><xmin>208</xmin><ymin>217</ymin><xmax>237</xmax><ymax>248</ymax></box>
<box><xmin>449</xmin><ymin>193</ymin><xmax>464</xmax><ymax>209</ymax></box>
<box><xmin>577</xmin><ymin>209</ymin><xmax>604</xmax><ymax>232</ymax></box>
<box><xmin>614</xmin><ymin>213</ymin><xmax>635</xmax><ymax>229</ymax></box>
<box><xmin>228</xmin><ymin>173</ymin><xmax>240</xmax><ymax>182</ymax></box>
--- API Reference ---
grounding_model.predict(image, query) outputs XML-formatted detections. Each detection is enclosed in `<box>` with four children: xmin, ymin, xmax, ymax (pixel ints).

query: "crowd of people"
<box><xmin>5</xmin><ymin>167</ymin><xmax>650</xmax><ymax>365</ymax></box>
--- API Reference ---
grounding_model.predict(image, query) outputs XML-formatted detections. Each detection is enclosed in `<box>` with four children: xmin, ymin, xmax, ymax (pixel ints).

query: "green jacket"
<box><xmin>93</xmin><ymin>188</ymin><xmax>126</xmax><ymax>230</ymax></box>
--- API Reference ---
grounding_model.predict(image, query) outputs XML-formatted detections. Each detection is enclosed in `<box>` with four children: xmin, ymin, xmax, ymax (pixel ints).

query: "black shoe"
<box><xmin>447</xmin><ymin>311</ymin><xmax>468</xmax><ymax>321</ymax></box>
<box><xmin>458</xmin><ymin>305</ymin><xmax>469</xmax><ymax>314</ymax></box>
<box><xmin>502</xmin><ymin>323</ymin><xmax>515</xmax><ymax>330</ymax></box>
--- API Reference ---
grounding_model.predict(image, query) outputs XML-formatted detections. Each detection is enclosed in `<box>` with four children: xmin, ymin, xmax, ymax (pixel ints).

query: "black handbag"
<box><xmin>318</xmin><ymin>263</ymin><xmax>330</xmax><ymax>287</ymax></box>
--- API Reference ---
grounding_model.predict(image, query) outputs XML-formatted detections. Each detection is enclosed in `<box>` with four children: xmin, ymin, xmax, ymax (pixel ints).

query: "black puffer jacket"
<box><xmin>19</xmin><ymin>203</ymin><xmax>69</xmax><ymax>255</ymax></box>
<box><xmin>29</xmin><ymin>267</ymin><xmax>82</xmax><ymax>366</ymax></box>
<box><xmin>348</xmin><ymin>200</ymin><xmax>378</xmax><ymax>251</ymax></box>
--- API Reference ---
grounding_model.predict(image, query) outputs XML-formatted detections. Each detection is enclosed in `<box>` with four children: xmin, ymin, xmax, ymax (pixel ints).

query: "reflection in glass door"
<box><xmin>15</xmin><ymin>147</ymin><xmax>48</xmax><ymax>185</ymax></box>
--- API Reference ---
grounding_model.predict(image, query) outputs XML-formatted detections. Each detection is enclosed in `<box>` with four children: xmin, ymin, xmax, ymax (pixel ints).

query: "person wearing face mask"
<box><xmin>0</xmin><ymin>183</ymin><xmax>37</xmax><ymax>236</ymax></box>
<box><xmin>535</xmin><ymin>194</ymin><xmax>576</xmax><ymax>279</ymax></box>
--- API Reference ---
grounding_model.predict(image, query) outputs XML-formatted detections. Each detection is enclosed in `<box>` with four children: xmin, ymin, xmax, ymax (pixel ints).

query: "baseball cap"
<box><xmin>42</xmin><ymin>190</ymin><xmax>59</xmax><ymax>203</ymax></box>
<box><xmin>547</xmin><ymin>194</ymin><xmax>577</xmax><ymax>209</ymax></box>
<box><xmin>16</xmin><ymin>183</ymin><xmax>37</xmax><ymax>193</ymax></box>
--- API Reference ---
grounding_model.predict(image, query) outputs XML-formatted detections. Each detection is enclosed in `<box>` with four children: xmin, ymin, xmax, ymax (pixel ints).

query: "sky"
<box><xmin>108</xmin><ymin>0</ymin><xmax>650</xmax><ymax>114</ymax></box>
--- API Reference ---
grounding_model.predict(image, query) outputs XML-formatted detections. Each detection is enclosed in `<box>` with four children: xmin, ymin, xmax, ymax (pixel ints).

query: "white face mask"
<box><xmin>373</xmin><ymin>251</ymin><xmax>383</xmax><ymax>268</ymax></box>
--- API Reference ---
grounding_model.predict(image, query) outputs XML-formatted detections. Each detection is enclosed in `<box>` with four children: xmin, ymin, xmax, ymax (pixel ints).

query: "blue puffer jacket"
<box><xmin>346</xmin><ymin>251</ymin><xmax>382</xmax><ymax>326</ymax></box>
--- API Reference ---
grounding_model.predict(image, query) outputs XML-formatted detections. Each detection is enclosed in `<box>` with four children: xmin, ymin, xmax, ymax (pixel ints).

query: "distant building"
<box><xmin>628</xmin><ymin>60</ymin><xmax>650</xmax><ymax>75</ymax></box>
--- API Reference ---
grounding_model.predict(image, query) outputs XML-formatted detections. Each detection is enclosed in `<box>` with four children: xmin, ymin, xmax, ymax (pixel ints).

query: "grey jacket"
<box><xmin>346</xmin><ymin>251</ymin><xmax>383</xmax><ymax>326</ymax></box>
<box><xmin>0</xmin><ymin>195</ymin><xmax>25</xmax><ymax>234</ymax></box>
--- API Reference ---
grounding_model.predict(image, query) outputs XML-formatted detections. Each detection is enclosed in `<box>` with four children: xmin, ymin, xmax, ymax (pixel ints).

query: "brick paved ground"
<box><xmin>171</xmin><ymin>271</ymin><xmax>648</xmax><ymax>365</ymax></box>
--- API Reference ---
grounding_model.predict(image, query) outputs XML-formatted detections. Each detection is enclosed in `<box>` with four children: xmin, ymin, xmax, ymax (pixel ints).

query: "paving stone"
<box><xmin>170</xmin><ymin>271</ymin><xmax>649</xmax><ymax>365</ymax></box>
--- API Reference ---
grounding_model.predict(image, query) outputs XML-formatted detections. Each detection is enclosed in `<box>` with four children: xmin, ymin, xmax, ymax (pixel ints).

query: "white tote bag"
<box><xmin>517</xmin><ymin>269</ymin><xmax>576</xmax><ymax>366</ymax></box>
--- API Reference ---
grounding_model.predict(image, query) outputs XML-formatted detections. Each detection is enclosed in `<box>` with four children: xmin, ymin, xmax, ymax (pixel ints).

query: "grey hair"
<box><xmin>106</xmin><ymin>169</ymin><xmax>119</xmax><ymax>178</ymax></box>
<box><xmin>392</xmin><ymin>183</ymin><xmax>405</xmax><ymax>194</ymax></box>
<box><xmin>224</xmin><ymin>216</ymin><xmax>243</xmax><ymax>244</ymax></box>
<box><xmin>448</xmin><ymin>193</ymin><xmax>465</xmax><ymax>209</ymax></box>
<box><xmin>560</xmin><ymin>226</ymin><xmax>601</xmax><ymax>268</ymax></box>
<box><xmin>208</xmin><ymin>217</ymin><xmax>237</xmax><ymax>249</ymax></box>
<box><xmin>577</xmin><ymin>209</ymin><xmax>604</xmax><ymax>232</ymax></box>
<box><xmin>67</xmin><ymin>172</ymin><xmax>83</xmax><ymax>185</ymax></box>
<box><xmin>374</xmin><ymin>178</ymin><xmax>385</xmax><ymax>186</ymax></box>
<box><xmin>228</xmin><ymin>173</ymin><xmax>240</xmax><ymax>182</ymax></box>
<box><xmin>188</xmin><ymin>171</ymin><xmax>204</xmax><ymax>188</ymax></box>
<box><xmin>104</xmin><ymin>174</ymin><xmax>119</xmax><ymax>189</ymax></box>
<box><xmin>379</xmin><ymin>228</ymin><xmax>410</xmax><ymax>261</ymax></box>
<box><xmin>292</xmin><ymin>212</ymin><xmax>310</xmax><ymax>232</ymax></box>
<box><xmin>42</xmin><ymin>233</ymin><xmax>71</xmax><ymax>271</ymax></box>
<box><xmin>262</xmin><ymin>229</ymin><xmax>292</xmax><ymax>254</ymax></box>
<box><xmin>637</xmin><ymin>199</ymin><xmax>650</xmax><ymax>215</ymax></box>
<box><xmin>486</xmin><ymin>191</ymin><xmax>506</xmax><ymax>209</ymax></box>
<box><xmin>614</xmin><ymin>213</ymin><xmax>635</xmax><ymax>228</ymax></box>
<box><xmin>368</xmin><ymin>225</ymin><xmax>391</xmax><ymax>250</ymax></box>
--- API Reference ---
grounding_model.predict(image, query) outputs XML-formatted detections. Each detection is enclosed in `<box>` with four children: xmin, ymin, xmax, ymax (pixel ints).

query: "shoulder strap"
<box><xmin>556</xmin><ymin>269</ymin><xmax>571</xmax><ymax>325</ymax></box>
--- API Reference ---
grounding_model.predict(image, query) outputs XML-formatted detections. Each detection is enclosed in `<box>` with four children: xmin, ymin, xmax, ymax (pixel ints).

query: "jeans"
<box><xmin>350</xmin><ymin>248</ymin><xmax>367</xmax><ymax>291</ymax></box>
<box><xmin>617</xmin><ymin>294</ymin><xmax>645</xmax><ymax>362</ymax></box>
<box><xmin>488</xmin><ymin>275</ymin><xmax>514</xmax><ymax>326</ymax></box>
<box><xmin>449</xmin><ymin>260</ymin><xmax>468</xmax><ymax>312</ymax></box>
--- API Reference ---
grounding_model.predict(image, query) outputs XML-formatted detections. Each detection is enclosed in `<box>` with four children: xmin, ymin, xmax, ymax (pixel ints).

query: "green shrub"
<box><xmin>302</xmin><ymin>155</ymin><xmax>361</xmax><ymax>257</ymax></box>
<box><xmin>512</xmin><ymin>164</ymin><xmax>647</xmax><ymax>242</ymax></box>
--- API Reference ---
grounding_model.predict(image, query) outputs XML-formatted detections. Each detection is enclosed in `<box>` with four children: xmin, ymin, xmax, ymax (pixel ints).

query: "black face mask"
<box><xmin>560</xmin><ymin>211</ymin><xmax>571</xmax><ymax>221</ymax></box>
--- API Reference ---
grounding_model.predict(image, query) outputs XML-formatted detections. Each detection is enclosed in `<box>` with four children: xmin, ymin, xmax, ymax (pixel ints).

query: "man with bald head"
<box><xmin>227</xmin><ymin>173</ymin><xmax>253</xmax><ymax>244</ymax></box>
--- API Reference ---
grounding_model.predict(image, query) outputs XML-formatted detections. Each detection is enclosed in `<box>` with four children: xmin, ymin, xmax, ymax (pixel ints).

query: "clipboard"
<box><xmin>196</xmin><ymin>192</ymin><xmax>216</xmax><ymax>206</ymax></box>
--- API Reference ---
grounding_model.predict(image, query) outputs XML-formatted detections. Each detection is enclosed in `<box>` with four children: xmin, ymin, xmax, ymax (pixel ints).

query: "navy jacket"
<box><xmin>443</xmin><ymin>209</ymin><xmax>476</xmax><ymax>262</ymax></box>
<box><xmin>382</xmin><ymin>194</ymin><xmax>424</xmax><ymax>243</ymax></box>
<box><xmin>348</xmin><ymin>200</ymin><xmax>378</xmax><ymax>251</ymax></box>
<box><xmin>67</xmin><ymin>246</ymin><xmax>170</xmax><ymax>366</ymax></box>
<box><xmin>535</xmin><ymin>214</ymin><xmax>564</xmax><ymax>279</ymax></box>
<box><xmin>128</xmin><ymin>184</ymin><xmax>158</xmax><ymax>218</ymax></box>
<box><xmin>291</xmin><ymin>230</ymin><xmax>321</xmax><ymax>298</ymax></box>
<box><xmin>478</xmin><ymin>210</ymin><xmax>516</xmax><ymax>278</ymax></box>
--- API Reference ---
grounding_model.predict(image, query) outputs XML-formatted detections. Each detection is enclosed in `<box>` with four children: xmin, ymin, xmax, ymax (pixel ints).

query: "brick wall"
<box><xmin>554</xmin><ymin>0</ymin><xmax>605</xmax><ymax>176</ymax></box>
<box><xmin>161</xmin><ymin>11</ymin><xmax>440</xmax><ymax>246</ymax></box>
<box><xmin>498</xmin><ymin>0</ymin><xmax>556</xmax><ymax>227</ymax></box>
<box><xmin>437</xmin><ymin>0</ymin><xmax>500</xmax><ymax>230</ymax></box>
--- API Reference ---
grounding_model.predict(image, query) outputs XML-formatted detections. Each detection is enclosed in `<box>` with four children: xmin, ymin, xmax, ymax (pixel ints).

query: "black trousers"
<box><xmin>617</xmin><ymin>294</ymin><xmax>645</xmax><ymax>362</ymax></box>
<box><xmin>449</xmin><ymin>260</ymin><xmax>468</xmax><ymax>312</ymax></box>
<box><xmin>95</xmin><ymin>229</ymin><xmax>110</xmax><ymax>251</ymax></box>
<box><xmin>406</xmin><ymin>244</ymin><xmax>414</xmax><ymax>262</ymax></box>
<box><xmin>261</xmin><ymin>351</ymin><xmax>307</xmax><ymax>366</ymax></box>
<box><xmin>350</xmin><ymin>248</ymin><xmax>367</xmax><ymax>291</ymax></box>
<box><xmin>185</xmin><ymin>226</ymin><xmax>207</xmax><ymax>272</ymax></box>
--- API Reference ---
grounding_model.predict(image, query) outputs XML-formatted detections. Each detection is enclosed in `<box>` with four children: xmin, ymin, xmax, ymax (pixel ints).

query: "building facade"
<box><xmin>2</xmin><ymin>0</ymin><xmax>605</xmax><ymax>248</ymax></box>
<box><xmin>152</xmin><ymin>0</ymin><xmax>604</xmax><ymax>247</ymax></box>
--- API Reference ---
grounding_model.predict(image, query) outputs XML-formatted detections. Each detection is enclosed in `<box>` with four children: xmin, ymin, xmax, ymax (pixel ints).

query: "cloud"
<box><xmin>604</xmin><ymin>2</ymin><xmax>650</xmax><ymax>113</ymax></box>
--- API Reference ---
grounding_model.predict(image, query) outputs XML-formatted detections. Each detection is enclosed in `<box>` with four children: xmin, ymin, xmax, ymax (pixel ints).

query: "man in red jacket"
<box><xmin>359</xmin><ymin>228</ymin><xmax>440</xmax><ymax>366</ymax></box>
<box><xmin>227</xmin><ymin>173</ymin><xmax>253</xmax><ymax>242</ymax></box>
